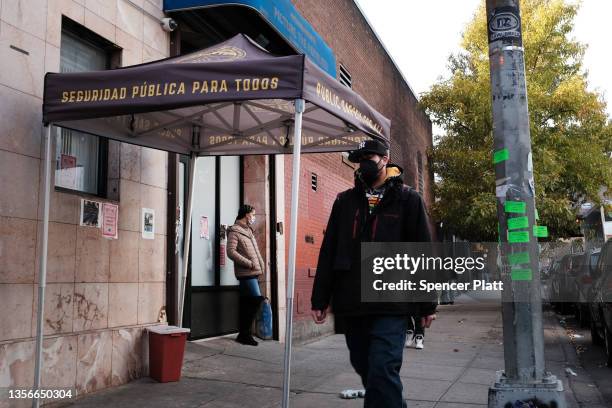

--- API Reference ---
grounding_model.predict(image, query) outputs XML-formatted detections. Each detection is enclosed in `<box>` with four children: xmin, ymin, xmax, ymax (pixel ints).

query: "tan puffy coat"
<box><xmin>227</xmin><ymin>221</ymin><xmax>265</xmax><ymax>279</ymax></box>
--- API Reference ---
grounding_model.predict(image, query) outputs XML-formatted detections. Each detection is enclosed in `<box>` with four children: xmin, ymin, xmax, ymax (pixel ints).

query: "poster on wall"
<box><xmin>142</xmin><ymin>208</ymin><xmax>155</xmax><ymax>239</ymax></box>
<box><xmin>200</xmin><ymin>216</ymin><xmax>209</xmax><ymax>240</ymax></box>
<box><xmin>102</xmin><ymin>203</ymin><xmax>119</xmax><ymax>239</ymax></box>
<box><xmin>80</xmin><ymin>199</ymin><xmax>100</xmax><ymax>227</ymax></box>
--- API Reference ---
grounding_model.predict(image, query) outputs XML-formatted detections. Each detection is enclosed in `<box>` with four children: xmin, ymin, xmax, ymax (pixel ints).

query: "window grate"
<box><xmin>339</xmin><ymin>64</ymin><xmax>352</xmax><ymax>88</ymax></box>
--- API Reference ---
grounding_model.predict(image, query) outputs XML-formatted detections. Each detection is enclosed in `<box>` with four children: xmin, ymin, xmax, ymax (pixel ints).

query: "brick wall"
<box><xmin>284</xmin><ymin>153</ymin><xmax>355</xmax><ymax>326</ymax></box>
<box><xmin>294</xmin><ymin>0</ymin><xmax>434</xmax><ymax>206</ymax></box>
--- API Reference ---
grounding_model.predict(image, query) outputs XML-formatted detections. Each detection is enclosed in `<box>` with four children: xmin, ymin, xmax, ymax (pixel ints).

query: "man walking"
<box><xmin>311</xmin><ymin>139</ymin><xmax>436</xmax><ymax>408</ymax></box>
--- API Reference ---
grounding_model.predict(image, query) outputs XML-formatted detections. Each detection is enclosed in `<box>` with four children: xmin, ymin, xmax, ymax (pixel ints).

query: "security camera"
<box><xmin>160</xmin><ymin>18</ymin><xmax>177</xmax><ymax>32</ymax></box>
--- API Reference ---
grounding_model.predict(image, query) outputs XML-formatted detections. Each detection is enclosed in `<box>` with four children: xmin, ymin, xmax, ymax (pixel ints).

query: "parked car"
<box><xmin>587</xmin><ymin>240</ymin><xmax>612</xmax><ymax>367</ymax></box>
<box><xmin>541</xmin><ymin>260</ymin><xmax>559</xmax><ymax>303</ymax></box>
<box><xmin>550</xmin><ymin>253</ymin><xmax>581</xmax><ymax>314</ymax></box>
<box><xmin>574</xmin><ymin>248</ymin><xmax>601</xmax><ymax>327</ymax></box>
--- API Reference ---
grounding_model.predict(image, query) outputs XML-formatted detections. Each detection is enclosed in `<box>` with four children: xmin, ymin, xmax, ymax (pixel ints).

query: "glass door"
<box><xmin>183</xmin><ymin>156</ymin><xmax>242</xmax><ymax>339</ymax></box>
<box><xmin>191</xmin><ymin>157</ymin><xmax>216</xmax><ymax>287</ymax></box>
<box><xmin>220</xmin><ymin>157</ymin><xmax>240</xmax><ymax>286</ymax></box>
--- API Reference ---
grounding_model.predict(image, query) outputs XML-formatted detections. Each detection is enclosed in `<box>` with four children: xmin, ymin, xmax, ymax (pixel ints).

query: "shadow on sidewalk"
<box><xmin>51</xmin><ymin>298</ymin><xmax>607</xmax><ymax>408</ymax></box>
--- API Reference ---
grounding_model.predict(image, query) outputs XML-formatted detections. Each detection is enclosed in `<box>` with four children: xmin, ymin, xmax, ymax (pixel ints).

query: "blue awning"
<box><xmin>164</xmin><ymin>0</ymin><xmax>337</xmax><ymax>77</ymax></box>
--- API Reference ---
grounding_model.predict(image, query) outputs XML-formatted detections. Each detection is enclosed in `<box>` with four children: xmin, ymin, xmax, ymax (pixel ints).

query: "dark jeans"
<box><xmin>344</xmin><ymin>316</ymin><xmax>408</xmax><ymax>408</ymax></box>
<box><xmin>238</xmin><ymin>277</ymin><xmax>261</xmax><ymax>297</ymax></box>
<box><xmin>407</xmin><ymin>316</ymin><xmax>424</xmax><ymax>337</ymax></box>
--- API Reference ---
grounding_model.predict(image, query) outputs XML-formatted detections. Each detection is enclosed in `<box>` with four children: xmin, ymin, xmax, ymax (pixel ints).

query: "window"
<box><xmin>55</xmin><ymin>127</ymin><xmax>108</xmax><ymax>195</ymax></box>
<box><xmin>54</xmin><ymin>19</ymin><xmax>119</xmax><ymax>197</ymax></box>
<box><xmin>339</xmin><ymin>64</ymin><xmax>352</xmax><ymax>88</ymax></box>
<box><xmin>311</xmin><ymin>173</ymin><xmax>318</xmax><ymax>191</ymax></box>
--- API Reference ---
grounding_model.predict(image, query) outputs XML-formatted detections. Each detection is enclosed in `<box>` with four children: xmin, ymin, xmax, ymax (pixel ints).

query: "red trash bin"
<box><xmin>148</xmin><ymin>325</ymin><xmax>190</xmax><ymax>383</ymax></box>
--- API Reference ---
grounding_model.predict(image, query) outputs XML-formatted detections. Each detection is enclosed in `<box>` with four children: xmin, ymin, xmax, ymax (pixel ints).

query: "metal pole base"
<box><xmin>488</xmin><ymin>371</ymin><xmax>566</xmax><ymax>408</ymax></box>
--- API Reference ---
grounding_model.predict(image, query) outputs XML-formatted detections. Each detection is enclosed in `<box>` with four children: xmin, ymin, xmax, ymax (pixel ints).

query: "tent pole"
<box><xmin>282</xmin><ymin>98</ymin><xmax>305</xmax><ymax>408</ymax></box>
<box><xmin>179</xmin><ymin>152</ymin><xmax>197</xmax><ymax>328</ymax></box>
<box><xmin>33</xmin><ymin>124</ymin><xmax>53</xmax><ymax>408</ymax></box>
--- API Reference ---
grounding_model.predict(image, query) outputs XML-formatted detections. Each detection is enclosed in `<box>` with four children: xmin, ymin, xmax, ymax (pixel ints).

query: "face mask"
<box><xmin>248</xmin><ymin>216</ymin><xmax>256</xmax><ymax>226</ymax></box>
<box><xmin>358</xmin><ymin>159</ymin><xmax>383</xmax><ymax>187</ymax></box>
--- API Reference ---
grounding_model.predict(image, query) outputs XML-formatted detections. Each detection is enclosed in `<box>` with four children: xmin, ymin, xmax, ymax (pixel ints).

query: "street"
<box><xmin>51</xmin><ymin>296</ymin><xmax>610</xmax><ymax>408</ymax></box>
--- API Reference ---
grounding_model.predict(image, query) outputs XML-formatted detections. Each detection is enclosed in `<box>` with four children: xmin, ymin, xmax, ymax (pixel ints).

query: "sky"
<box><xmin>356</xmin><ymin>0</ymin><xmax>612</xmax><ymax>122</ymax></box>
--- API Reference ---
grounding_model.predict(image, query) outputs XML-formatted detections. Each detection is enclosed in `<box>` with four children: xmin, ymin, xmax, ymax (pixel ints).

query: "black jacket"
<box><xmin>310</xmin><ymin>164</ymin><xmax>437</xmax><ymax>317</ymax></box>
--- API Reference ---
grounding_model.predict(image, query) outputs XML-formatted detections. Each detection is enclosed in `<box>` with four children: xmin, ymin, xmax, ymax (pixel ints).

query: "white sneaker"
<box><xmin>340</xmin><ymin>389</ymin><xmax>365</xmax><ymax>399</ymax></box>
<box><xmin>405</xmin><ymin>330</ymin><xmax>414</xmax><ymax>348</ymax></box>
<box><xmin>414</xmin><ymin>335</ymin><xmax>424</xmax><ymax>350</ymax></box>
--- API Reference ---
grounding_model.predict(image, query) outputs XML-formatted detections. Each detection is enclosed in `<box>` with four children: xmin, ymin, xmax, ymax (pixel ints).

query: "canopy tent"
<box><xmin>43</xmin><ymin>34</ymin><xmax>389</xmax><ymax>155</ymax></box>
<box><xmin>38</xmin><ymin>34</ymin><xmax>390</xmax><ymax>408</ymax></box>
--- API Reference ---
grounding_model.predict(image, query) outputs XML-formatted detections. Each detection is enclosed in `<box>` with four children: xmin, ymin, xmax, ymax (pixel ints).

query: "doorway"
<box><xmin>180</xmin><ymin>155</ymin><xmax>243</xmax><ymax>339</ymax></box>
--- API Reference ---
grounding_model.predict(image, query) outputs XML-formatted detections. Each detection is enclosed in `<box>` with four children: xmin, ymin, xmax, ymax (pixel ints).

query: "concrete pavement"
<box><xmin>52</xmin><ymin>296</ymin><xmax>610</xmax><ymax>408</ymax></box>
<box><xmin>552</xmin><ymin>310</ymin><xmax>612</xmax><ymax>407</ymax></box>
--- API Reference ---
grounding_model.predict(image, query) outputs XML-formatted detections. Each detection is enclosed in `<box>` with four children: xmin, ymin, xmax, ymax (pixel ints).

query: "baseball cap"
<box><xmin>348</xmin><ymin>139</ymin><xmax>390</xmax><ymax>163</ymax></box>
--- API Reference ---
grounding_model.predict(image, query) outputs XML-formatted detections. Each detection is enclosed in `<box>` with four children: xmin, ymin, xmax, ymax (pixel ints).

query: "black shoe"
<box><xmin>235</xmin><ymin>334</ymin><xmax>258</xmax><ymax>346</ymax></box>
<box><xmin>236</xmin><ymin>296</ymin><xmax>263</xmax><ymax>346</ymax></box>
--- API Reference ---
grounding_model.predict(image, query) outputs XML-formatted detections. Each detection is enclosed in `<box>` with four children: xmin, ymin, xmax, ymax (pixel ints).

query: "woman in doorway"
<box><xmin>227</xmin><ymin>204</ymin><xmax>266</xmax><ymax>346</ymax></box>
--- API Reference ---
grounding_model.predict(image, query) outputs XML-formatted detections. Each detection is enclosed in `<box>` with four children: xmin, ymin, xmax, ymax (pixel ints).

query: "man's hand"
<box><xmin>421</xmin><ymin>314</ymin><xmax>436</xmax><ymax>328</ymax></box>
<box><xmin>311</xmin><ymin>309</ymin><xmax>327</xmax><ymax>324</ymax></box>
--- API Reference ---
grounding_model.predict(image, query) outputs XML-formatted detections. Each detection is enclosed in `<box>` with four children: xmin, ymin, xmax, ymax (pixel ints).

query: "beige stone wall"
<box><xmin>0</xmin><ymin>0</ymin><xmax>170</xmax><ymax>400</ymax></box>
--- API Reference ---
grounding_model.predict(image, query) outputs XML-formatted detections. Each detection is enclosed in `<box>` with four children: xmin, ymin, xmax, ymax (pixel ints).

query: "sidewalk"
<box><xmin>55</xmin><ymin>296</ymin><xmax>609</xmax><ymax>408</ymax></box>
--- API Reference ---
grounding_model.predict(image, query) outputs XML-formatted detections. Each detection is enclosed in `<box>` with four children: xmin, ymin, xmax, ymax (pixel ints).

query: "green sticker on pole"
<box><xmin>508</xmin><ymin>252</ymin><xmax>530</xmax><ymax>265</ymax></box>
<box><xmin>533</xmin><ymin>225</ymin><xmax>548</xmax><ymax>238</ymax></box>
<box><xmin>507</xmin><ymin>216</ymin><xmax>528</xmax><ymax>230</ymax></box>
<box><xmin>508</xmin><ymin>231</ymin><xmax>530</xmax><ymax>243</ymax></box>
<box><xmin>511</xmin><ymin>268</ymin><xmax>533</xmax><ymax>281</ymax></box>
<box><xmin>505</xmin><ymin>201</ymin><xmax>526</xmax><ymax>214</ymax></box>
<box><xmin>493</xmin><ymin>148</ymin><xmax>509</xmax><ymax>164</ymax></box>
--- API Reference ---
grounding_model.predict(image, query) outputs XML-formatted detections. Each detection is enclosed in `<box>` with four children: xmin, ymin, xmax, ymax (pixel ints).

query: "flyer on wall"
<box><xmin>102</xmin><ymin>203</ymin><xmax>119</xmax><ymax>239</ymax></box>
<box><xmin>200</xmin><ymin>216</ymin><xmax>209</xmax><ymax>240</ymax></box>
<box><xmin>80</xmin><ymin>199</ymin><xmax>100</xmax><ymax>228</ymax></box>
<box><xmin>142</xmin><ymin>208</ymin><xmax>155</xmax><ymax>239</ymax></box>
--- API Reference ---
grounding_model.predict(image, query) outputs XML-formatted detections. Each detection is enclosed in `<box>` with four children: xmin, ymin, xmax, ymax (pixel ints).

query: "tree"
<box><xmin>421</xmin><ymin>0</ymin><xmax>612</xmax><ymax>241</ymax></box>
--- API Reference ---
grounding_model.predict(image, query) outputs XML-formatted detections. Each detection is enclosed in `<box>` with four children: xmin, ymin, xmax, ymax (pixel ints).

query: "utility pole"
<box><xmin>485</xmin><ymin>1</ymin><xmax>566</xmax><ymax>406</ymax></box>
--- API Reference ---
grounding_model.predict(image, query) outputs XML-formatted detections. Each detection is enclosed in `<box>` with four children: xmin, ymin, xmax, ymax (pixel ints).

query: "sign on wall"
<box><xmin>59</xmin><ymin>154</ymin><xmax>77</xmax><ymax>189</ymax></box>
<box><xmin>102</xmin><ymin>203</ymin><xmax>119</xmax><ymax>239</ymax></box>
<box><xmin>142</xmin><ymin>208</ymin><xmax>156</xmax><ymax>239</ymax></box>
<box><xmin>200</xmin><ymin>216</ymin><xmax>210</xmax><ymax>240</ymax></box>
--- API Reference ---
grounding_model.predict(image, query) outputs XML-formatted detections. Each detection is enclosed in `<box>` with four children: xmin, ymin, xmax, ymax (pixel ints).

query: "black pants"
<box><xmin>407</xmin><ymin>316</ymin><xmax>424</xmax><ymax>336</ymax></box>
<box><xmin>344</xmin><ymin>316</ymin><xmax>408</xmax><ymax>408</ymax></box>
<box><xmin>237</xmin><ymin>278</ymin><xmax>263</xmax><ymax>337</ymax></box>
